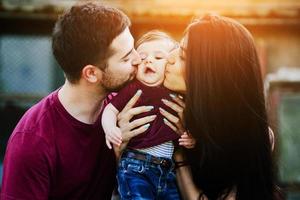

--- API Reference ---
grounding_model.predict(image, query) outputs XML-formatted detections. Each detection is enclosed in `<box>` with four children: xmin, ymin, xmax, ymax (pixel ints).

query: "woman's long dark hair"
<box><xmin>184</xmin><ymin>14</ymin><xmax>280</xmax><ymax>199</ymax></box>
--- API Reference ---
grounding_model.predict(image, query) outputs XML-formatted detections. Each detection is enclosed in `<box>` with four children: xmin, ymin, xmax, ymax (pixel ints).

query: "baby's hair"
<box><xmin>135</xmin><ymin>30</ymin><xmax>178</xmax><ymax>52</ymax></box>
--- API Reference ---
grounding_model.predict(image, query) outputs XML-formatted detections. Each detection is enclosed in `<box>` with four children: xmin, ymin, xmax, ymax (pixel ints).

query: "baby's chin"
<box><xmin>138</xmin><ymin>76</ymin><xmax>164</xmax><ymax>87</ymax></box>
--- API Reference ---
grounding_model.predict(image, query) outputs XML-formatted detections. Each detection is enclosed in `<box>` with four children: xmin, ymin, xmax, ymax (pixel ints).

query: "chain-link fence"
<box><xmin>0</xmin><ymin>35</ymin><xmax>64</xmax><ymax>104</ymax></box>
<box><xmin>0</xmin><ymin>34</ymin><xmax>64</xmax><ymax>163</ymax></box>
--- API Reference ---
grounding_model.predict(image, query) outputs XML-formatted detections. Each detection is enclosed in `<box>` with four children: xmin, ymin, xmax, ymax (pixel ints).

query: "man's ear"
<box><xmin>81</xmin><ymin>65</ymin><xmax>102</xmax><ymax>83</ymax></box>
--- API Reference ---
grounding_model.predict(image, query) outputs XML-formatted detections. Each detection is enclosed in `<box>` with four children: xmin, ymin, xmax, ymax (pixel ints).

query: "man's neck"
<box><xmin>58</xmin><ymin>80</ymin><xmax>107</xmax><ymax>124</ymax></box>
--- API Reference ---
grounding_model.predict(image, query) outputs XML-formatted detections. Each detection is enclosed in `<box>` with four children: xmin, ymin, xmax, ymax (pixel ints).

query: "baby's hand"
<box><xmin>105</xmin><ymin>127</ymin><xmax>122</xmax><ymax>149</ymax></box>
<box><xmin>178</xmin><ymin>131</ymin><xmax>196</xmax><ymax>149</ymax></box>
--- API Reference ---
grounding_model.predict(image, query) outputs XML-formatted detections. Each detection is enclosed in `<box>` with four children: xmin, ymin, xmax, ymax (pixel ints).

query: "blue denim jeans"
<box><xmin>117</xmin><ymin>150</ymin><xmax>181</xmax><ymax>200</ymax></box>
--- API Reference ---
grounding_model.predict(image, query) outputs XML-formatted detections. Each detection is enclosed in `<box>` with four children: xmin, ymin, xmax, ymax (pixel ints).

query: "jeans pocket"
<box><xmin>126</xmin><ymin>162</ymin><xmax>145</xmax><ymax>173</ymax></box>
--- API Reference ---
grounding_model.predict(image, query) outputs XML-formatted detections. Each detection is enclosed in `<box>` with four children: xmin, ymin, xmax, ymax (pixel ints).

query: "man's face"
<box><xmin>101</xmin><ymin>27</ymin><xmax>140</xmax><ymax>92</ymax></box>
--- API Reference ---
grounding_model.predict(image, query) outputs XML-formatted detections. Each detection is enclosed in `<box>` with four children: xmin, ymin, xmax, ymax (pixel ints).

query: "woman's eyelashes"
<box><xmin>179</xmin><ymin>46</ymin><xmax>186</xmax><ymax>60</ymax></box>
<box><xmin>179</xmin><ymin>51</ymin><xmax>186</xmax><ymax>61</ymax></box>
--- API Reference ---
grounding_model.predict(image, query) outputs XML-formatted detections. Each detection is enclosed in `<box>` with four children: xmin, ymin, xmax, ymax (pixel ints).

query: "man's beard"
<box><xmin>101</xmin><ymin>71</ymin><xmax>135</xmax><ymax>92</ymax></box>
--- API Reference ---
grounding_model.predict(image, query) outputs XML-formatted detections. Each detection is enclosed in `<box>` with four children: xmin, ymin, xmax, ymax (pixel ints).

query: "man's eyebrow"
<box><xmin>121</xmin><ymin>48</ymin><xmax>133</xmax><ymax>60</ymax></box>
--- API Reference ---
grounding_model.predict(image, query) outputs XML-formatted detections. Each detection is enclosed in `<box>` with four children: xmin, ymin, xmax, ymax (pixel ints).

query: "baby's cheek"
<box><xmin>159</xmin><ymin>59</ymin><xmax>168</xmax><ymax>69</ymax></box>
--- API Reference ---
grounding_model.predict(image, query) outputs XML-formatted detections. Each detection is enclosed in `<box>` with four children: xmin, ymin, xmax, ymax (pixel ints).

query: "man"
<box><xmin>1</xmin><ymin>2</ymin><xmax>154</xmax><ymax>199</ymax></box>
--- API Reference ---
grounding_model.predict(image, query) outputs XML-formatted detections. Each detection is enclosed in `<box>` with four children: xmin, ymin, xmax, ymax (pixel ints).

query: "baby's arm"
<box><xmin>102</xmin><ymin>103</ymin><xmax>122</xmax><ymax>149</ymax></box>
<box><xmin>179</xmin><ymin>131</ymin><xmax>196</xmax><ymax>149</ymax></box>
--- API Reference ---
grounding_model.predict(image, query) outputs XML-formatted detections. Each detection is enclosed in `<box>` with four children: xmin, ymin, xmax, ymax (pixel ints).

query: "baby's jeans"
<box><xmin>117</xmin><ymin>149</ymin><xmax>180</xmax><ymax>200</ymax></box>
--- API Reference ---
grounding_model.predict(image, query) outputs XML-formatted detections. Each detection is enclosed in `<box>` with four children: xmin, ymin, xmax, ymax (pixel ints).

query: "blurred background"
<box><xmin>0</xmin><ymin>0</ymin><xmax>300</xmax><ymax>199</ymax></box>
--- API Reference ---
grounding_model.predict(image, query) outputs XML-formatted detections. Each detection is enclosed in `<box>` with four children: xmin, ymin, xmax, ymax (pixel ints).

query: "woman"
<box><xmin>160</xmin><ymin>14</ymin><xmax>282</xmax><ymax>199</ymax></box>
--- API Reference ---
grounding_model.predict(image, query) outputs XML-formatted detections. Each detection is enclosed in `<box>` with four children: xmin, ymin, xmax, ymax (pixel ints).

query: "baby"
<box><xmin>102</xmin><ymin>30</ymin><xmax>194</xmax><ymax>199</ymax></box>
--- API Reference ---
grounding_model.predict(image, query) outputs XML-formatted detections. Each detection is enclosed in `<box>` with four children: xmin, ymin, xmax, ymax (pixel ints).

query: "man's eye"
<box><xmin>123</xmin><ymin>58</ymin><xmax>129</xmax><ymax>62</ymax></box>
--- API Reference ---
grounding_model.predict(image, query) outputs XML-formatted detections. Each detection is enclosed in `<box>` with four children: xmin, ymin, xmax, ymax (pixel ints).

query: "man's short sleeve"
<box><xmin>1</xmin><ymin>131</ymin><xmax>53</xmax><ymax>200</ymax></box>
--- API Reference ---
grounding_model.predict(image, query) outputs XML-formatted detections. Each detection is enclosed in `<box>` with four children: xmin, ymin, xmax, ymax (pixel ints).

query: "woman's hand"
<box><xmin>159</xmin><ymin>94</ymin><xmax>186</xmax><ymax>135</ymax></box>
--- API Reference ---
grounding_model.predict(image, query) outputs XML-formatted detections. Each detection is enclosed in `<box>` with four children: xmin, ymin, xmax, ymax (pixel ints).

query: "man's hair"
<box><xmin>52</xmin><ymin>1</ymin><xmax>131</xmax><ymax>83</ymax></box>
<box><xmin>135</xmin><ymin>30</ymin><xmax>178</xmax><ymax>51</ymax></box>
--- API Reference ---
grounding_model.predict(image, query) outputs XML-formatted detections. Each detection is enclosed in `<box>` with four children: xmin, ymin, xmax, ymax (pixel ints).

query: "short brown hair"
<box><xmin>135</xmin><ymin>30</ymin><xmax>178</xmax><ymax>50</ymax></box>
<box><xmin>52</xmin><ymin>1</ymin><xmax>130</xmax><ymax>83</ymax></box>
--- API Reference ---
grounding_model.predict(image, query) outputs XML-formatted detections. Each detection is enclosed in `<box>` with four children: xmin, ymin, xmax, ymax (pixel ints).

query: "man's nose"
<box><xmin>131</xmin><ymin>49</ymin><xmax>141</xmax><ymax>66</ymax></box>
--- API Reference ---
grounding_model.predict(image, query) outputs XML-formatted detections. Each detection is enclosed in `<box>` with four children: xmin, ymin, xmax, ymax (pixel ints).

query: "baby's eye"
<box><xmin>139</xmin><ymin>52</ymin><xmax>147</xmax><ymax>60</ymax></box>
<box><xmin>155</xmin><ymin>52</ymin><xmax>166</xmax><ymax>60</ymax></box>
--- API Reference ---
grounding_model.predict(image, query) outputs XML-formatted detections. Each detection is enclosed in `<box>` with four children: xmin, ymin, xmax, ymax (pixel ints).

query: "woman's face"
<box><xmin>163</xmin><ymin>38</ymin><xmax>187</xmax><ymax>93</ymax></box>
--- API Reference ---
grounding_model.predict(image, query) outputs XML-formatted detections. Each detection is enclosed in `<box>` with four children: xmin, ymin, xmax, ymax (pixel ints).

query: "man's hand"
<box><xmin>117</xmin><ymin>89</ymin><xmax>156</xmax><ymax>142</ymax></box>
<box><xmin>114</xmin><ymin>90</ymin><xmax>156</xmax><ymax>159</ymax></box>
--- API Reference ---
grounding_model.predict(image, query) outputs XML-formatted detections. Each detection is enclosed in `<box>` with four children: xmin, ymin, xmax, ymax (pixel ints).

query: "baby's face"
<box><xmin>136</xmin><ymin>39</ymin><xmax>174</xmax><ymax>87</ymax></box>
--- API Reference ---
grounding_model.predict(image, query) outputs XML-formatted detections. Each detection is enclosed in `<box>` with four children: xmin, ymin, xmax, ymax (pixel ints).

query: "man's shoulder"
<box><xmin>6</xmin><ymin>91</ymin><xmax>59</xmax><ymax>162</ymax></box>
<box><xmin>13</xmin><ymin>91</ymin><xmax>58</xmax><ymax>138</ymax></box>
<box><xmin>31</xmin><ymin>90</ymin><xmax>58</xmax><ymax>110</ymax></box>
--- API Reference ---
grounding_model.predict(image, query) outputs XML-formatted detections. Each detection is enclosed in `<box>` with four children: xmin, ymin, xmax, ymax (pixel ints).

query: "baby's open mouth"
<box><xmin>144</xmin><ymin>66</ymin><xmax>156</xmax><ymax>74</ymax></box>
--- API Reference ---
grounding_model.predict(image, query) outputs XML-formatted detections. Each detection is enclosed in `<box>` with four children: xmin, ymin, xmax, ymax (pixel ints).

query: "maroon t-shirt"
<box><xmin>110</xmin><ymin>80</ymin><xmax>180</xmax><ymax>149</ymax></box>
<box><xmin>0</xmin><ymin>90</ymin><xmax>116</xmax><ymax>200</ymax></box>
